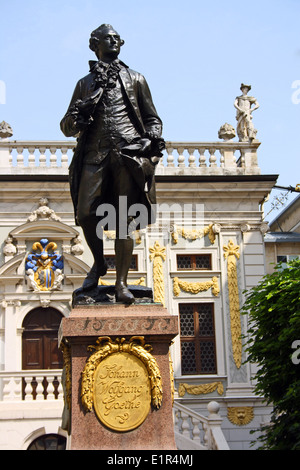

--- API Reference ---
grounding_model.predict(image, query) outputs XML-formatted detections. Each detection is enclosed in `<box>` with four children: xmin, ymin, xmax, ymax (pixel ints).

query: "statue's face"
<box><xmin>96</xmin><ymin>27</ymin><xmax>123</xmax><ymax>60</ymax></box>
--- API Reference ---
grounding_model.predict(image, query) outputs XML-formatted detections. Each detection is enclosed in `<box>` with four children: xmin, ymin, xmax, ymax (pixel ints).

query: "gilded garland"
<box><xmin>173</xmin><ymin>276</ymin><xmax>220</xmax><ymax>297</ymax></box>
<box><xmin>81</xmin><ymin>336</ymin><xmax>162</xmax><ymax>431</ymax></box>
<box><xmin>178</xmin><ymin>381</ymin><xmax>224</xmax><ymax>397</ymax></box>
<box><xmin>171</xmin><ymin>223</ymin><xmax>216</xmax><ymax>245</ymax></box>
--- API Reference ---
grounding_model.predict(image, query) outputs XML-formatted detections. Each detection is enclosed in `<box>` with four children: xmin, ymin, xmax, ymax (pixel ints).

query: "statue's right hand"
<box><xmin>74</xmin><ymin>114</ymin><xmax>93</xmax><ymax>131</ymax></box>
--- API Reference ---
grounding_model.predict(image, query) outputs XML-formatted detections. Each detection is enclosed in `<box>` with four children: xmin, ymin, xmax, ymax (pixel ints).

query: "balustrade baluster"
<box><xmin>14</xmin><ymin>377</ymin><xmax>22</xmax><ymax>400</ymax></box>
<box><xmin>191</xmin><ymin>417</ymin><xmax>201</xmax><ymax>444</ymax></box>
<box><xmin>56</xmin><ymin>376</ymin><xmax>63</xmax><ymax>399</ymax></box>
<box><xmin>199</xmin><ymin>147</ymin><xmax>207</xmax><ymax>167</ymax></box>
<box><xmin>35</xmin><ymin>376</ymin><xmax>44</xmax><ymax>400</ymax></box>
<box><xmin>61</xmin><ymin>148</ymin><xmax>69</xmax><ymax>168</ymax></box>
<box><xmin>208</xmin><ymin>148</ymin><xmax>217</xmax><ymax>167</ymax></box>
<box><xmin>16</xmin><ymin>146</ymin><xmax>24</xmax><ymax>168</ymax></box>
<box><xmin>24</xmin><ymin>377</ymin><xmax>33</xmax><ymax>401</ymax></box>
<box><xmin>38</xmin><ymin>146</ymin><xmax>47</xmax><ymax>167</ymax></box>
<box><xmin>49</xmin><ymin>147</ymin><xmax>57</xmax><ymax>168</ymax></box>
<box><xmin>181</xmin><ymin>411</ymin><xmax>190</xmax><ymax>438</ymax></box>
<box><xmin>166</xmin><ymin>146</ymin><xmax>174</xmax><ymax>167</ymax></box>
<box><xmin>220</xmin><ymin>150</ymin><xmax>225</xmax><ymax>168</ymax></box>
<box><xmin>239</xmin><ymin>150</ymin><xmax>245</xmax><ymax>168</ymax></box>
<box><xmin>46</xmin><ymin>375</ymin><xmax>55</xmax><ymax>400</ymax></box>
<box><xmin>2</xmin><ymin>377</ymin><xmax>12</xmax><ymax>401</ymax></box>
<box><xmin>28</xmin><ymin>146</ymin><xmax>36</xmax><ymax>167</ymax></box>
<box><xmin>177</xmin><ymin>147</ymin><xmax>185</xmax><ymax>167</ymax></box>
<box><xmin>202</xmin><ymin>422</ymin><xmax>210</xmax><ymax>448</ymax></box>
<box><xmin>187</xmin><ymin>148</ymin><xmax>196</xmax><ymax>167</ymax></box>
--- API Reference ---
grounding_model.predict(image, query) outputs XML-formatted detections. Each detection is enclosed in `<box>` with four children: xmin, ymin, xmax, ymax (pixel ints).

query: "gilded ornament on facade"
<box><xmin>223</xmin><ymin>240</ymin><xmax>242</xmax><ymax>369</ymax></box>
<box><xmin>25</xmin><ymin>238</ymin><xmax>64</xmax><ymax>291</ymax></box>
<box><xmin>178</xmin><ymin>382</ymin><xmax>224</xmax><ymax>397</ymax></box>
<box><xmin>149</xmin><ymin>241</ymin><xmax>166</xmax><ymax>306</ymax></box>
<box><xmin>173</xmin><ymin>276</ymin><xmax>220</xmax><ymax>297</ymax></box>
<box><xmin>171</xmin><ymin>223</ymin><xmax>216</xmax><ymax>245</ymax></box>
<box><xmin>227</xmin><ymin>407</ymin><xmax>254</xmax><ymax>426</ymax></box>
<box><xmin>81</xmin><ymin>336</ymin><xmax>162</xmax><ymax>432</ymax></box>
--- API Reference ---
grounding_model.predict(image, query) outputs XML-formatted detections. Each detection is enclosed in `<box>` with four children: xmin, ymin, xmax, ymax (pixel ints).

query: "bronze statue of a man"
<box><xmin>60</xmin><ymin>24</ymin><xmax>164</xmax><ymax>303</ymax></box>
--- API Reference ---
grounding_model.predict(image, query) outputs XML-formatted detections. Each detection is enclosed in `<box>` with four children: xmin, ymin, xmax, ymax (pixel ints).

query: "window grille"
<box><xmin>177</xmin><ymin>254</ymin><xmax>211</xmax><ymax>270</ymax></box>
<box><xmin>179</xmin><ymin>303</ymin><xmax>217</xmax><ymax>375</ymax></box>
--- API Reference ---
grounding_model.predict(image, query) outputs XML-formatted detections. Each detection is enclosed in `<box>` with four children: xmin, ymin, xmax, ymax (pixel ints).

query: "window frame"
<box><xmin>179</xmin><ymin>302</ymin><xmax>217</xmax><ymax>375</ymax></box>
<box><xmin>176</xmin><ymin>253</ymin><xmax>212</xmax><ymax>271</ymax></box>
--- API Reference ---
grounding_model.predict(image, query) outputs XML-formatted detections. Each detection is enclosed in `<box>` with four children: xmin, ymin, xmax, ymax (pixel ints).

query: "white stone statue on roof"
<box><xmin>234</xmin><ymin>84</ymin><xmax>259</xmax><ymax>142</ymax></box>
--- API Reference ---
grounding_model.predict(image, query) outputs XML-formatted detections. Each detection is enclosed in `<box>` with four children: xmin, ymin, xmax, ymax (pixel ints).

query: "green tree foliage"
<box><xmin>242</xmin><ymin>259</ymin><xmax>300</xmax><ymax>450</ymax></box>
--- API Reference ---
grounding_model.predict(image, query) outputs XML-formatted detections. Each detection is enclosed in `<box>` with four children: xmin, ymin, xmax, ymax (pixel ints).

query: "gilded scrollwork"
<box><xmin>178</xmin><ymin>381</ymin><xmax>224</xmax><ymax>397</ymax></box>
<box><xmin>81</xmin><ymin>336</ymin><xmax>163</xmax><ymax>413</ymax></box>
<box><xmin>223</xmin><ymin>239</ymin><xmax>242</xmax><ymax>369</ymax></box>
<box><xmin>173</xmin><ymin>276</ymin><xmax>220</xmax><ymax>297</ymax></box>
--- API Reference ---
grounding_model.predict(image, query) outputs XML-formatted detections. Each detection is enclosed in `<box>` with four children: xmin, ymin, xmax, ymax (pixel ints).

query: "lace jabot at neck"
<box><xmin>90</xmin><ymin>60</ymin><xmax>121</xmax><ymax>90</ymax></box>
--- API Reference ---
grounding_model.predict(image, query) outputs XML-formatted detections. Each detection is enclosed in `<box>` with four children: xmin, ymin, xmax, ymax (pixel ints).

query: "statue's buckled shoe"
<box><xmin>115</xmin><ymin>284</ymin><xmax>135</xmax><ymax>304</ymax></box>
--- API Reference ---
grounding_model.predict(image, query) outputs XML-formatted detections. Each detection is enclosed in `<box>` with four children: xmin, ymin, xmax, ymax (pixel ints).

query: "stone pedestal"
<box><xmin>59</xmin><ymin>303</ymin><xmax>178</xmax><ymax>450</ymax></box>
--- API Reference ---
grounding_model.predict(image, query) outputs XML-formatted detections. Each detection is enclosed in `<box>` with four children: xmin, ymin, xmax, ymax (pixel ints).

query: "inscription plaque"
<box><xmin>81</xmin><ymin>336</ymin><xmax>163</xmax><ymax>433</ymax></box>
<box><xmin>94</xmin><ymin>352</ymin><xmax>151</xmax><ymax>431</ymax></box>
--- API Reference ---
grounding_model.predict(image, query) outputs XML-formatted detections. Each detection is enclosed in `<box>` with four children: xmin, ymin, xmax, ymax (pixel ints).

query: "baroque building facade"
<box><xmin>0</xmin><ymin>127</ymin><xmax>276</xmax><ymax>450</ymax></box>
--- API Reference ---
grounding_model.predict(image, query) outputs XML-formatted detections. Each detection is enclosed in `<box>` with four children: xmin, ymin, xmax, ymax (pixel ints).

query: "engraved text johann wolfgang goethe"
<box><xmin>81</xmin><ymin>337</ymin><xmax>163</xmax><ymax>432</ymax></box>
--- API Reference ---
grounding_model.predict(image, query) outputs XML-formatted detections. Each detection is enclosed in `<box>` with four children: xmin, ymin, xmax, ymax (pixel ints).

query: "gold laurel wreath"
<box><xmin>81</xmin><ymin>336</ymin><xmax>163</xmax><ymax>412</ymax></box>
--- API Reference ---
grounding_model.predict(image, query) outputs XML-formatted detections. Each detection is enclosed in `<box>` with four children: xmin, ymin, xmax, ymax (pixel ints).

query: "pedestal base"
<box><xmin>59</xmin><ymin>303</ymin><xmax>178</xmax><ymax>450</ymax></box>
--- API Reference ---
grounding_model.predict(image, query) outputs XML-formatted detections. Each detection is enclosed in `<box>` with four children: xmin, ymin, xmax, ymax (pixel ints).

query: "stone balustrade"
<box><xmin>0</xmin><ymin>139</ymin><xmax>261</xmax><ymax>175</ymax></box>
<box><xmin>0</xmin><ymin>370</ymin><xmax>63</xmax><ymax>401</ymax></box>
<box><xmin>173</xmin><ymin>401</ymin><xmax>230</xmax><ymax>450</ymax></box>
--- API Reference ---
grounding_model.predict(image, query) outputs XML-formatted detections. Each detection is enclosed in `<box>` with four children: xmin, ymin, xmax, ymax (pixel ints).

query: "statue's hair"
<box><xmin>89</xmin><ymin>24</ymin><xmax>121</xmax><ymax>56</ymax></box>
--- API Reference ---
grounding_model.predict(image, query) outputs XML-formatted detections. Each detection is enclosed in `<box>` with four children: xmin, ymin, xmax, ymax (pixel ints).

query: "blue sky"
<box><xmin>1</xmin><ymin>0</ymin><xmax>300</xmax><ymax>220</ymax></box>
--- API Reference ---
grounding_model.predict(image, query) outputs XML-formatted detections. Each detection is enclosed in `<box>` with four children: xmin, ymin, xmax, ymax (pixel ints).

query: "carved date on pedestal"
<box><xmin>81</xmin><ymin>317</ymin><xmax>173</xmax><ymax>333</ymax></box>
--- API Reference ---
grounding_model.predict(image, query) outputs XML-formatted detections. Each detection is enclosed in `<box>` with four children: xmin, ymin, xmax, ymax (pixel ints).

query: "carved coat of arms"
<box><xmin>25</xmin><ymin>238</ymin><xmax>64</xmax><ymax>291</ymax></box>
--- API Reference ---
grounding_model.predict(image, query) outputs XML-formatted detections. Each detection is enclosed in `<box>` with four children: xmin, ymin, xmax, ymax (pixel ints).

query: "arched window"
<box><xmin>27</xmin><ymin>434</ymin><xmax>66</xmax><ymax>450</ymax></box>
<box><xmin>22</xmin><ymin>307</ymin><xmax>64</xmax><ymax>370</ymax></box>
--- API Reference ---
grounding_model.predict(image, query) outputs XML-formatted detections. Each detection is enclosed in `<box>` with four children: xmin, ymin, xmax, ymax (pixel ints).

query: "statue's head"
<box><xmin>89</xmin><ymin>24</ymin><xmax>124</xmax><ymax>61</ymax></box>
<box><xmin>240</xmin><ymin>83</ymin><xmax>251</xmax><ymax>94</ymax></box>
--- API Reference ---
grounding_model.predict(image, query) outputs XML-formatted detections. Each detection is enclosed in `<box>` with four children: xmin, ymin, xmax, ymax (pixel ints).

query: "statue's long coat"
<box><xmin>60</xmin><ymin>61</ymin><xmax>163</xmax><ymax>226</ymax></box>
